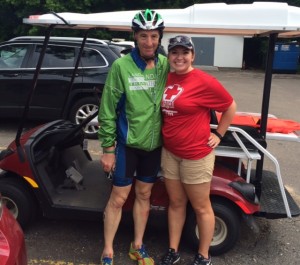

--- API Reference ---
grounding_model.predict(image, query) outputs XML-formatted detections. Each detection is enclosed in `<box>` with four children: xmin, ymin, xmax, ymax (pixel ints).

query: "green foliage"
<box><xmin>0</xmin><ymin>0</ymin><xmax>175</xmax><ymax>42</ymax></box>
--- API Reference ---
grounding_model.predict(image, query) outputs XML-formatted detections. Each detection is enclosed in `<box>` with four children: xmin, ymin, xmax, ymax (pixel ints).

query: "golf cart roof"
<box><xmin>23</xmin><ymin>2</ymin><xmax>300</xmax><ymax>38</ymax></box>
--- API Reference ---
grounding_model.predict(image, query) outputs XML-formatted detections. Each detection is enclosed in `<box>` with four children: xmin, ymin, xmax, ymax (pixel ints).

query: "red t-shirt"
<box><xmin>161</xmin><ymin>68</ymin><xmax>233</xmax><ymax>159</ymax></box>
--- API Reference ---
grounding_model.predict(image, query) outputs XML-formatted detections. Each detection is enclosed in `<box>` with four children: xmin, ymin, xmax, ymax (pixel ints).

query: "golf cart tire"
<box><xmin>184</xmin><ymin>200</ymin><xmax>241</xmax><ymax>256</ymax></box>
<box><xmin>69</xmin><ymin>96</ymin><xmax>100</xmax><ymax>139</ymax></box>
<box><xmin>0</xmin><ymin>177</ymin><xmax>37</xmax><ymax>228</ymax></box>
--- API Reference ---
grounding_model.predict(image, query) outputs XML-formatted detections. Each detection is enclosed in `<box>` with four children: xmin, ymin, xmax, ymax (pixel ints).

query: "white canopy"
<box><xmin>23</xmin><ymin>2</ymin><xmax>300</xmax><ymax>38</ymax></box>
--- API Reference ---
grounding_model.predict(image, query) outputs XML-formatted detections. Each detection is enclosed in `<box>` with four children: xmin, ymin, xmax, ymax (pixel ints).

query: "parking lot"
<box><xmin>0</xmin><ymin>69</ymin><xmax>300</xmax><ymax>265</ymax></box>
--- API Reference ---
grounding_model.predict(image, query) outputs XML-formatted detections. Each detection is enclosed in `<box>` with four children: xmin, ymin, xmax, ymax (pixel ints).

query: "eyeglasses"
<box><xmin>168</xmin><ymin>35</ymin><xmax>194</xmax><ymax>49</ymax></box>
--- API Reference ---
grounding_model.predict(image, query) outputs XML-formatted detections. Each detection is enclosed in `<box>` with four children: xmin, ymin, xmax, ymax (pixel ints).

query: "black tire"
<box><xmin>69</xmin><ymin>97</ymin><xmax>100</xmax><ymax>139</ymax></box>
<box><xmin>0</xmin><ymin>177</ymin><xmax>37</xmax><ymax>228</ymax></box>
<box><xmin>184</xmin><ymin>200</ymin><xmax>241</xmax><ymax>256</ymax></box>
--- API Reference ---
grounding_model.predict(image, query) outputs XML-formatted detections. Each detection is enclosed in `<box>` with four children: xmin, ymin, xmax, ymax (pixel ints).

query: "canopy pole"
<box><xmin>61</xmin><ymin>28</ymin><xmax>93</xmax><ymax>119</ymax></box>
<box><xmin>15</xmin><ymin>24</ymin><xmax>55</xmax><ymax>162</ymax></box>
<box><xmin>255</xmin><ymin>33</ymin><xmax>278</xmax><ymax>194</ymax></box>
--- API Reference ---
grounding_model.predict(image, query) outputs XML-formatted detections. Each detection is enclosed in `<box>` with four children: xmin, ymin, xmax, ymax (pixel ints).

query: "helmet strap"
<box><xmin>135</xmin><ymin>47</ymin><xmax>156</xmax><ymax>62</ymax></box>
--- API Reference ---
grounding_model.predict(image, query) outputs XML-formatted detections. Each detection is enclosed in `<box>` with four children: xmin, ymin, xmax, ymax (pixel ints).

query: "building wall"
<box><xmin>161</xmin><ymin>33</ymin><xmax>244</xmax><ymax>69</ymax></box>
<box><xmin>214</xmin><ymin>35</ymin><xmax>244</xmax><ymax>68</ymax></box>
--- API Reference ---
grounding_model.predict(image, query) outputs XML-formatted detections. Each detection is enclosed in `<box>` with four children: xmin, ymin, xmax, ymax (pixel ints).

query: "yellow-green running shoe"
<box><xmin>128</xmin><ymin>242</ymin><xmax>155</xmax><ymax>265</ymax></box>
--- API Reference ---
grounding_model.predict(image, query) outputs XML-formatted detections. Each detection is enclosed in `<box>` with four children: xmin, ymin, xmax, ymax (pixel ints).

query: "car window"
<box><xmin>43</xmin><ymin>45</ymin><xmax>75</xmax><ymax>68</ymax></box>
<box><xmin>80</xmin><ymin>48</ymin><xmax>107</xmax><ymax>67</ymax></box>
<box><xmin>31</xmin><ymin>45</ymin><xmax>76</xmax><ymax>68</ymax></box>
<box><xmin>0</xmin><ymin>44</ymin><xmax>29</xmax><ymax>68</ymax></box>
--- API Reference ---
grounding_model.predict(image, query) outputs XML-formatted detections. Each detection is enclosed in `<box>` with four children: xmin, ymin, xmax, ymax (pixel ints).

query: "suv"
<box><xmin>0</xmin><ymin>36</ymin><xmax>121</xmax><ymax>138</ymax></box>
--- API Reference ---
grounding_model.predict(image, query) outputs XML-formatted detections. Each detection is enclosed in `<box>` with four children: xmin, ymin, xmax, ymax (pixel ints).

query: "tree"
<box><xmin>1</xmin><ymin>0</ymin><xmax>96</xmax><ymax>41</ymax></box>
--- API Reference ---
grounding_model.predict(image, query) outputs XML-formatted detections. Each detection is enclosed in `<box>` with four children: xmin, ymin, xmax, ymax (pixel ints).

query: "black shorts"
<box><xmin>112</xmin><ymin>145</ymin><xmax>162</xmax><ymax>187</ymax></box>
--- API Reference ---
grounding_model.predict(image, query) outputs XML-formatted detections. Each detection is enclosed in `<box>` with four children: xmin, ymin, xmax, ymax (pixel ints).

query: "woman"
<box><xmin>159</xmin><ymin>35</ymin><xmax>236</xmax><ymax>265</ymax></box>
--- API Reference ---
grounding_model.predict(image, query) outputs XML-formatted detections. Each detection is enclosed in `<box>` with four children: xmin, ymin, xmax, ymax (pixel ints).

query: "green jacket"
<box><xmin>98</xmin><ymin>51</ymin><xmax>169</xmax><ymax>151</ymax></box>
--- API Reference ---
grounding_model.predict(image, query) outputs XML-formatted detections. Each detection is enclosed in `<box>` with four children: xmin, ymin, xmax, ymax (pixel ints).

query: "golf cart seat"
<box><xmin>210</xmin><ymin>109</ymin><xmax>267</xmax><ymax>149</ymax></box>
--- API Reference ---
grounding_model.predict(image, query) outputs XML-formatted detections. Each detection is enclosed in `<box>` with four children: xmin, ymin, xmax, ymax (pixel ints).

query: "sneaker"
<box><xmin>128</xmin><ymin>242</ymin><xmax>155</xmax><ymax>265</ymax></box>
<box><xmin>190</xmin><ymin>253</ymin><xmax>212</xmax><ymax>265</ymax></box>
<box><xmin>159</xmin><ymin>248</ymin><xmax>180</xmax><ymax>265</ymax></box>
<box><xmin>101</xmin><ymin>256</ymin><xmax>113</xmax><ymax>265</ymax></box>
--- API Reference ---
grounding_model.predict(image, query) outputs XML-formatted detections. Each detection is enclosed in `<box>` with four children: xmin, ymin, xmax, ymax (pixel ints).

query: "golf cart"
<box><xmin>0</xmin><ymin>2</ymin><xmax>300</xmax><ymax>256</ymax></box>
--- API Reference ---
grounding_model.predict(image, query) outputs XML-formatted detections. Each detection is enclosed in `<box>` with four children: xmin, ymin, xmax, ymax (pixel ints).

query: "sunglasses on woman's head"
<box><xmin>168</xmin><ymin>36</ymin><xmax>194</xmax><ymax>50</ymax></box>
<box><xmin>169</xmin><ymin>36</ymin><xmax>191</xmax><ymax>45</ymax></box>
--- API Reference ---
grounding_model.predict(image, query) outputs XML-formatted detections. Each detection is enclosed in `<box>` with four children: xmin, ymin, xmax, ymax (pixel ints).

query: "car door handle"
<box><xmin>63</xmin><ymin>73</ymin><xmax>79</xmax><ymax>77</ymax></box>
<box><xmin>3</xmin><ymin>73</ymin><xmax>19</xmax><ymax>77</ymax></box>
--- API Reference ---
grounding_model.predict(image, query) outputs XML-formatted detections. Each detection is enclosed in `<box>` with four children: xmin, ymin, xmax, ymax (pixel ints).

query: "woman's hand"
<box><xmin>208</xmin><ymin>133</ymin><xmax>221</xmax><ymax>148</ymax></box>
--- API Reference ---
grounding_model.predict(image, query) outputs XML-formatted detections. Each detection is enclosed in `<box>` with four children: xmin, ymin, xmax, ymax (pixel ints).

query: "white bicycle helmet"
<box><xmin>132</xmin><ymin>9</ymin><xmax>165</xmax><ymax>32</ymax></box>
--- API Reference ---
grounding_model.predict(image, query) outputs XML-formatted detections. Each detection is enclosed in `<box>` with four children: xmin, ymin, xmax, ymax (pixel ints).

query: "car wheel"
<box><xmin>184</xmin><ymin>200</ymin><xmax>241</xmax><ymax>256</ymax></box>
<box><xmin>0</xmin><ymin>177</ymin><xmax>37</xmax><ymax>228</ymax></box>
<box><xmin>69</xmin><ymin>97</ymin><xmax>100</xmax><ymax>139</ymax></box>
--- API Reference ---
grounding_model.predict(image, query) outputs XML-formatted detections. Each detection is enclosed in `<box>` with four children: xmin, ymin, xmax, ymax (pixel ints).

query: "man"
<box><xmin>98</xmin><ymin>9</ymin><xmax>169</xmax><ymax>265</ymax></box>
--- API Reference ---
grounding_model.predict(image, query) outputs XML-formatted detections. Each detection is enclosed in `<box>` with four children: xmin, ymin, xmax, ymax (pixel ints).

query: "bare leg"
<box><xmin>102</xmin><ymin>185</ymin><xmax>132</xmax><ymax>257</ymax></box>
<box><xmin>184</xmin><ymin>182</ymin><xmax>214</xmax><ymax>259</ymax></box>
<box><xmin>165</xmin><ymin>178</ymin><xmax>188</xmax><ymax>251</ymax></box>
<box><xmin>132</xmin><ymin>180</ymin><xmax>154</xmax><ymax>249</ymax></box>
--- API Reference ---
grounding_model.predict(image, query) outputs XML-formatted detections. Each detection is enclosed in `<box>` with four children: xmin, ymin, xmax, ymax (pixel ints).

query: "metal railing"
<box><xmin>211</xmin><ymin>124</ymin><xmax>291</xmax><ymax>218</ymax></box>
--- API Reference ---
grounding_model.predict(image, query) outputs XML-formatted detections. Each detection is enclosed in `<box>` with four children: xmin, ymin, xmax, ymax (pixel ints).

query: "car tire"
<box><xmin>0</xmin><ymin>177</ymin><xmax>37</xmax><ymax>228</ymax></box>
<box><xmin>69</xmin><ymin>97</ymin><xmax>100</xmax><ymax>139</ymax></box>
<box><xmin>184</xmin><ymin>200</ymin><xmax>241</xmax><ymax>256</ymax></box>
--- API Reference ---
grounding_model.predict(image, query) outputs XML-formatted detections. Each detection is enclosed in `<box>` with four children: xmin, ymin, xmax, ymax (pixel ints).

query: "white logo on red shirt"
<box><xmin>162</xmin><ymin>84</ymin><xmax>183</xmax><ymax>109</ymax></box>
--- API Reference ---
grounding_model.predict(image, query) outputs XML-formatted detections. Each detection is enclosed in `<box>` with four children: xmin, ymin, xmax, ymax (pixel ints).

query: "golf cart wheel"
<box><xmin>184</xmin><ymin>200</ymin><xmax>241</xmax><ymax>256</ymax></box>
<box><xmin>0</xmin><ymin>177</ymin><xmax>37</xmax><ymax>228</ymax></box>
<box><xmin>69</xmin><ymin>97</ymin><xmax>100</xmax><ymax>139</ymax></box>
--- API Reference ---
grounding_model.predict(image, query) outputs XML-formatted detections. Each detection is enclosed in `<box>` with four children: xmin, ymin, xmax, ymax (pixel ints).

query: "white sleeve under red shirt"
<box><xmin>161</xmin><ymin>68</ymin><xmax>233</xmax><ymax>160</ymax></box>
